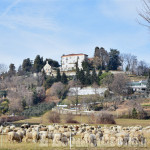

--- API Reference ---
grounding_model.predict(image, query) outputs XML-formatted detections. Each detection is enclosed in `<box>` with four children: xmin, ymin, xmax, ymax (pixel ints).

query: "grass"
<box><xmin>3</xmin><ymin>110</ymin><xmax>150</xmax><ymax>149</ymax></box>
<box><xmin>15</xmin><ymin>110</ymin><xmax>150</xmax><ymax>127</ymax></box>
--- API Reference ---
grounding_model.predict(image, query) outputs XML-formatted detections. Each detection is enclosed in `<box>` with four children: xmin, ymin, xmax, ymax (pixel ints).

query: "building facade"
<box><xmin>42</xmin><ymin>61</ymin><xmax>56</xmax><ymax>76</ymax></box>
<box><xmin>61</xmin><ymin>54</ymin><xmax>88</xmax><ymax>71</ymax></box>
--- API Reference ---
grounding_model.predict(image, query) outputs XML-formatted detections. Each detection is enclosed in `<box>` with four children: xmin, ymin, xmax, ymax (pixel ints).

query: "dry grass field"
<box><xmin>10</xmin><ymin>110</ymin><xmax>150</xmax><ymax>149</ymax></box>
<box><xmin>0</xmin><ymin>133</ymin><xmax>149</xmax><ymax>150</ymax></box>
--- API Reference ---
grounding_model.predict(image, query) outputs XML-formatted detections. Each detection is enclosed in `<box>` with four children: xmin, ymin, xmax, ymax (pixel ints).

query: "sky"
<box><xmin>0</xmin><ymin>0</ymin><xmax>149</xmax><ymax>69</ymax></box>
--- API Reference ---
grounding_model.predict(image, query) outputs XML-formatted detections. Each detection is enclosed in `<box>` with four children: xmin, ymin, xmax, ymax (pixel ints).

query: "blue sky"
<box><xmin>0</xmin><ymin>0</ymin><xmax>149</xmax><ymax>68</ymax></box>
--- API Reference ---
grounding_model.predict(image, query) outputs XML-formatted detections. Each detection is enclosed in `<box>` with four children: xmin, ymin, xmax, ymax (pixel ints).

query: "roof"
<box><xmin>61</xmin><ymin>53</ymin><xmax>88</xmax><ymax>57</ymax></box>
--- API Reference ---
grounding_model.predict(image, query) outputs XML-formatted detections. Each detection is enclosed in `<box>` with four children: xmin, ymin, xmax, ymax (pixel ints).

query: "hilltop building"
<box><xmin>61</xmin><ymin>53</ymin><xmax>88</xmax><ymax>71</ymax></box>
<box><xmin>42</xmin><ymin>61</ymin><xmax>56</xmax><ymax>76</ymax></box>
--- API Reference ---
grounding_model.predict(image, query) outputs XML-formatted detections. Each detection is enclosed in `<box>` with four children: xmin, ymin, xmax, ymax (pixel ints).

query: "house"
<box><xmin>61</xmin><ymin>53</ymin><xmax>88</xmax><ymax>71</ymax></box>
<box><xmin>129</xmin><ymin>80</ymin><xmax>147</xmax><ymax>91</ymax></box>
<box><xmin>42</xmin><ymin>61</ymin><xmax>56</xmax><ymax>76</ymax></box>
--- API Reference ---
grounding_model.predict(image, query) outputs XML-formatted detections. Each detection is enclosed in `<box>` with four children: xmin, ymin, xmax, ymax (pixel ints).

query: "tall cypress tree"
<box><xmin>22</xmin><ymin>58</ymin><xmax>32</xmax><ymax>72</ymax></box>
<box><xmin>61</xmin><ymin>72</ymin><xmax>68</xmax><ymax>84</ymax></box>
<box><xmin>76</xmin><ymin>67</ymin><xmax>80</xmax><ymax>80</ymax></box>
<box><xmin>33</xmin><ymin>55</ymin><xmax>44</xmax><ymax>73</ymax></box>
<box><xmin>79</xmin><ymin>69</ymin><xmax>85</xmax><ymax>85</ymax></box>
<box><xmin>97</xmin><ymin>69</ymin><xmax>102</xmax><ymax>85</ymax></box>
<box><xmin>56</xmin><ymin>69</ymin><xmax>61</xmax><ymax>81</ymax></box>
<box><xmin>85</xmin><ymin>68</ymin><xmax>91</xmax><ymax>85</ymax></box>
<box><xmin>91</xmin><ymin>68</ymin><xmax>97</xmax><ymax>84</ymax></box>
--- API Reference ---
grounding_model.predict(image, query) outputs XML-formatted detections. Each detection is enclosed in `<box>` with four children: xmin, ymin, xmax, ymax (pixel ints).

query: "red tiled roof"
<box><xmin>61</xmin><ymin>53</ymin><xmax>88</xmax><ymax>57</ymax></box>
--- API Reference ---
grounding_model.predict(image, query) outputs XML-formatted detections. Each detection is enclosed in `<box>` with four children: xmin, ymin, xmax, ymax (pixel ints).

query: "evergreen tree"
<box><xmin>8</xmin><ymin>63</ymin><xmax>16</xmax><ymax>76</ymax></box>
<box><xmin>44</xmin><ymin>59</ymin><xmax>59</xmax><ymax>67</ymax></box>
<box><xmin>132</xmin><ymin>108</ymin><xmax>137</xmax><ymax>119</ymax></box>
<box><xmin>97</xmin><ymin>69</ymin><xmax>102</xmax><ymax>85</ymax></box>
<box><xmin>22</xmin><ymin>99</ymin><xmax>27</xmax><ymax>109</ymax></box>
<box><xmin>33</xmin><ymin>55</ymin><xmax>44</xmax><ymax>73</ymax></box>
<box><xmin>56</xmin><ymin>69</ymin><xmax>61</xmax><ymax>81</ymax></box>
<box><xmin>85</xmin><ymin>68</ymin><xmax>91</xmax><ymax>85</ymax></box>
<box><xmin>76</xmin><ymin>67</ymin><xmax>80</xmax><ymax>80</ymax></box>
<box><xmin>108</xmin><ymin>49</ymin><xmax>121</xmax><ymax>70</ymax></box>
<box><xmin>91</xmin><ymin>68</ymin><xmax>97</xmax><ymax>84</ymax></box>
<box><xmin>22</xmin><ymin>58</ymin><xmax>32</xmax><ymax>72</ymax></box>
<box><xmin>79</xmin><ymin>69</ymin><xmax>85</xmax><ymax>85</ymax></box>
<box><xmin>61</xmin><ymin>72</ymin><xmax>68</xmax><ymax>84</ymax></box>
<box><xmin>98</xmin><ymin>69</ymin><xmax>102</xmax><ymax>77</ymax></box>
<box><xmin>146</xmin><ymin>70</ymin><xmax>150</xmax><ymax>94</ymax></box>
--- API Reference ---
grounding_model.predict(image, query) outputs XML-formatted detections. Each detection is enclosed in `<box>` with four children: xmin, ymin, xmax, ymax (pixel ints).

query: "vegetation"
<box><xmin>89</xmin><ymin>112</ymin><xmax>116</xmax><ymax>124</ymax></box>
<box><xmin>22</xmin><ymin>102</ymin><xmax>56</xmax><ymax>117</ymax></box>
<box><xmin>47</xmin><ymin>111</ymin><xmax>60</xmax><ymax>123</ymax></box>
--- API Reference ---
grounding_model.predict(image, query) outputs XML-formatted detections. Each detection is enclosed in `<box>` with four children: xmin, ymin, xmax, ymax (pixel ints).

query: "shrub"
<box><xmin>88</xmin><ymin>112</ymin><xmax>116</xmax><ymax>124</ymax></box>
<box><xmin>48</xmin><ymin>111</ymin><xmax>60</xmax><ymax>123</ymax></box>
<box><xmin>64</xmin><ymin>113</ymin><xmax>79</xmax><ymax>124</ymax></box>
<box><xmin>22</xmin><ymin>102</ymin><xmax>56</xmax><ymax>117</ymax></box>
<box><xmin>0</xmin><ymin>115</ymin><xmax>26</xmax><ymax>124</ymax></box>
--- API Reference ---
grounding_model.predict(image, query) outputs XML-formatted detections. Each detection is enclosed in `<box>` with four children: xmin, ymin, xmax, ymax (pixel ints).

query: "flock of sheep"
<box><xmin>0</xmin><ymin>123</ymin><xmax>148</xmax><ymax>147</ymax></box>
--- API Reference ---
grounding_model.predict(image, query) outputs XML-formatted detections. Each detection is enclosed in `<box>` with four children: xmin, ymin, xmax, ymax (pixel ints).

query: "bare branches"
<box><xmin>138</xmin><ymin>0</ymin><xmax>150</xmax><ymax>28</ymax></box>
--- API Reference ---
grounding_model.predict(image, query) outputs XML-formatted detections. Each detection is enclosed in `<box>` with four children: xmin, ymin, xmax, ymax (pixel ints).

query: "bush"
<box><xmin>64</xmin><ymin>113</ymin><xmax>79</xmax><ymax>124</ymax></box>
<box><xmin>22</xmin><ymin>102</ymin><xmax>56</xmax><ymax>117</ymax></box>
<box><xmin>88</xmin><ymin>112</ymin><xmax>116</xmax><ymax>124</ymax></box>
<box><xmin>0</xmin><ymin>115</ymin><xmax>26</xmax><ymax>124</ymax></box>
<box><xmin>48</xmin><ymin>111</ymin><xmax>60</xmax><ymax>123</ymax></box>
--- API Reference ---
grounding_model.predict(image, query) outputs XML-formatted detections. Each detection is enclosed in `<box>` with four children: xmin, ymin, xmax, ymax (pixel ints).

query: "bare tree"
<box><xmin>68</xmin><ymin>80</ymin><xmax>81</xmax><ymax>113</ymax></box>
<box><xmin>93</xmin><ymin>47</ymin><xmax>109</xmax><ymax>69</ymax></box>
<box><xmin>136</xmin><ymin>60</ymin><xmax>149</xmax><ymax>75</ymax></box>
<box><xmin>101</xmin><ymin>73</ymin><xmax>114</xmax><ymax>89</ymax></box>
<box><xmin>0</xmin><ymin>64</ymin><xmax>7</xmax><ymax>75</ymax></box>
<box><xmin>138</xmin><ymin>0</ymin><xmax>150</xmax><ymax>28</ymax></box>
<box><xmin>50</xmin><ymin>82</ymin><xmax>66</xmax><ymax>100</ymax></box>
<box><xmin>110</xmin><ymin>74</ymin><xmax>130</xmax><ymax>96</ymax></box>
<box><xmin>123</xmin><ymin>54</ymin><xmax>137</xmax><ymax>74</ymax></box>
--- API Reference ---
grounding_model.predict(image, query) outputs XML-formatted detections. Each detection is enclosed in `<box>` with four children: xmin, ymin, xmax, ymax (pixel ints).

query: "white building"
<box><xmin>42</xmin><ymin>61</ymin><xmax>55</xmax><ymax>76</ymax></box>
<box><xmin>61</xmin><ymin>54</ymin><xmax>88</xmax><ymax>71</ymax></box>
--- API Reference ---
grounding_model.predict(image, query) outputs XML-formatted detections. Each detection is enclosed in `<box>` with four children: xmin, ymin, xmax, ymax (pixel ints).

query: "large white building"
<box><xmin>61</xmin><ymin>54</ymin><xmax>88</xmax><ymax>71</ymax></box>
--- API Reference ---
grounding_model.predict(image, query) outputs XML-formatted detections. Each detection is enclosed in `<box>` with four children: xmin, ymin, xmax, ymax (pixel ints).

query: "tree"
<box><xmin>132</xmin><ymin>108</ymin><xmax>138</xmax><ymax>119</ymax></box>
<box><xmin>136</xmin><ymin>61</ymin><xmax>149</xmax><ymax>76</ymax></box>
<box><xmin>78</xmin><ymin>69</ymin><xmax>85</xmax><ymax>85</ymax></box>
<box><xmin>93</xmin><ymin>47</ymin><xmax>109</xmax><ymax>70</ymax></box>
<box><xmin>44</xmin><ymin>76</ymin><xmax>56</xmax><ymax>89</ymax></box>
<box><xmin>91</xmin><ymin>68</ymin><xmax>98</xmax><ymax>84</ymax></box>
<box><xmin>76</xmin><ymin>66</ymin><xmax>80</xmax><ymax>80</ymax></box>
<box><xmin>146</xmin><ymin>70</ymin><xmax>150</xmax><ymax>94</ymax></box>
<box><xmin>32</xmin><ymin>90</ymin><xmax>45</xmax><ymax>105</ymax></box>
<box><xmin>50</xmin><ymin>82</ymin><xmax>66</xmax><ymax>100</ymax></box>
<box><xmin>110</xmin><ymin>74</ymin><xmax>130</xmax><ymax>95</ymax></box>
<box><xmin>101</xmin><ymin>73</ymin><xmax>114</xmax><ymax>89</ymax></box>
<box><xmin>108</xmin><ymin>49</ymin><xmax>121</xmax><ymax>70</ymax></box>
<box><xmin>17</xmin><ymin>65</ymin><xmax>24</xmax><ymax>76</ymax></box>
<box><xmin>123</xmin><ymin>54</ymin><xmax>137</xmax><ymax>74</ymax></box>
<box><xmin>22</xmin><ymin>58</ymin><xmax>32</xmax><ymax>72</ymax></box>
<box><xmin>8</xmin><ymin>63</ymin><xmax>16</xmax><ymax>76</ymax></box>
<box><xmin>0</xmin><ymin>64</ymin><xmax>7</xmax><ymax>75</ymax></box>
<box><xmin>33</xmin><ymin>55</ymin><xmax>44</xmax><ymax>73</ymax></box>
<box><xmin>43</xmin><ymin>58</ymin><xmax>59</xmax><ymax>68</ymax></box>
<box><xmin>82</xmin><ymin>60</ymin><xmax>92</xmax><ymax>71</ymax></box>
<box><xmin>85</xmin><ymin>68</ymin><xmax>91</xmax><ymax>85</ymax></box>
<box><xmin>68</xmin><ymin>80</ymin><xmax>81</xmax><ymax>113</ymax></box>
<box><xmin>61</xmin><ymin>72</ymin><xmax>68</xmax><ymax>84</ymax></box>
<box><xmin>56</xmin><ymin>69</ymin><xmax>61</xmax><ymax>82</ymax></box>
<box><xmin>138</xmin><ymin>0</ymin><xmax>150</xmax><ymax>28</ymax></box>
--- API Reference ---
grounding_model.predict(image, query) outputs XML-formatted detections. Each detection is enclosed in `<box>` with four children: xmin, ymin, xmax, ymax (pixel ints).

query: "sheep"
<box><xmin>8</xmin><ymin>131</ymin><xmax>22</xmax><ymax>143</ymax></box>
